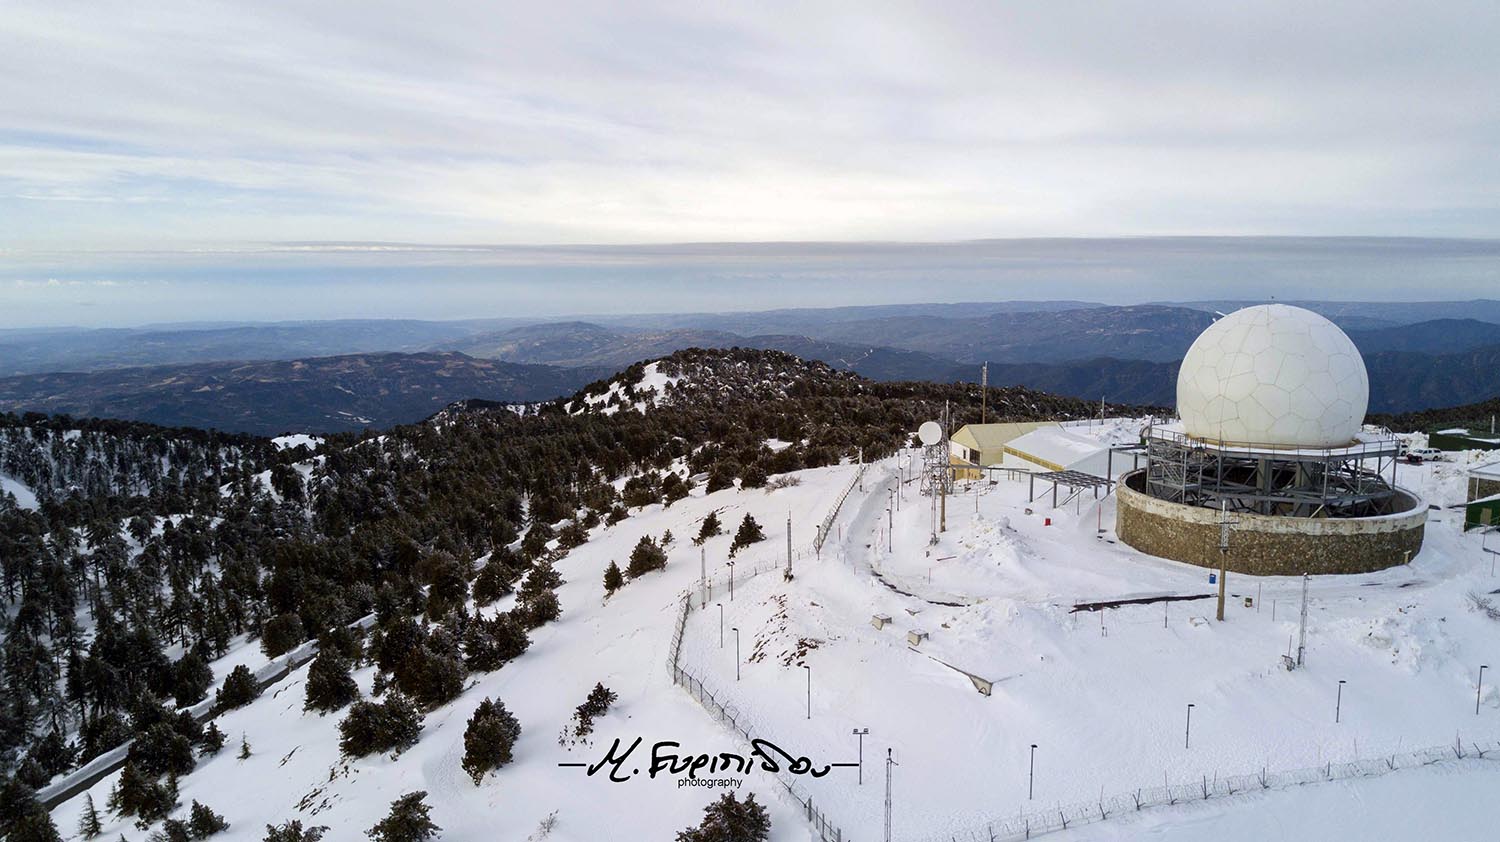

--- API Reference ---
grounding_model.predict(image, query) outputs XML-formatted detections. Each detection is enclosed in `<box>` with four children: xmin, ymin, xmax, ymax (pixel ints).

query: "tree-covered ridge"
<box><xmin>0</xmin><ymin>348</ymin><xmax>1150</xmax><ymax>825</ymax></box>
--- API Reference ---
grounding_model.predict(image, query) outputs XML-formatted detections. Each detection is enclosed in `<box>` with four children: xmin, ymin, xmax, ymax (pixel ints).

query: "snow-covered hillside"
<box><xmin>38</xmin><ymin>420</ymin><xmax>1500</xmax><ymax>841</ymax></box>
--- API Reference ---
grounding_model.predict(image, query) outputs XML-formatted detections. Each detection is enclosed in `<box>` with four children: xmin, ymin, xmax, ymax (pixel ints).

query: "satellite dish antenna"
<box><xmin>918</xmin><ymin>421</ymin><xmax>942</xmax><ymax>446</ymax></box>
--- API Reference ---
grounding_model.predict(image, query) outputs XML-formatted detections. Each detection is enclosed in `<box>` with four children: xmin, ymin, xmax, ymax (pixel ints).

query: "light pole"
<box><xmin>853</xmin><ymin>728</ymin><xmax>868</xmax><ymax>785</ymax></box>
<box><xmin>1185</xmin><ymin>704</ymin><xmax>1195</xmax><ymax>749</ymax></box>
<box><xmin>728</xmin><ymin>561</ymin><xmax>735</xmax><ymax>601</ymax></box>
<box><xmin>1480</xmin><ymin>665</ymin><xmax>1490</xmax><ymax>715</ymax></box>
<box><xmin>1028</xmin><ymin>744</ymin><xmax>1037</xmax><ymax>800</ymax></box>
<box><xmin>731</xmin><ymin>627</ymin><xmax>740</xmax><ymax>681</ymax></box>
<box><xmin>717</xmin><ymin>603</ymin><xmax>723</xmax><ymax>649</ymax></box>
<box><xmin>803</xmin><ymin>664</ymin><xmax>811</xmax><ymax>719</ymax></box>
<box><xmin>887</xmin><ymin>507</ymin><xmax>893</xmax><ymax>552</ymax></box>
<box><xmin>1336</xmin><ymin>679</ymin><xmax>1346</xmax><ymax>723</ymax></box>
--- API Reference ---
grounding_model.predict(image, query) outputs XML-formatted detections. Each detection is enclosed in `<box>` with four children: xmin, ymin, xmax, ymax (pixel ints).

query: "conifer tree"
<box><xmin>460</xmin><ymin>698</ymin><xmax>522</xmax><ymax>785</ymax></box>
<box><xmin>693</xmin><ymin>512</ymin><xmax>722</xmax><ymax>545</ymax></box>
<box><xmin>625</xmin><ymin>536</ymin><xmax>667</xmax><ymax>579</ymax></box>
<box><xmin>199</xmin><ymin>722</ymin><xmax>226</xmax><ymax>756</ymax></box>
<box><xmin>238</xmin><ymin>734</ymin><xmax>252</xmax><ymax>760</ymax></box>
<box><xmin>304</xmin><ymin>650</ymin><xmax>360</xmax><ymax>713</ymax></box>
<box><xmin>79</xmin><ymin>792</ymin><xmax>104</xmax><ymax>838</ymax></box>
<box><xmin>172</xmin><ymin>646</ymin><xmax>214</xmax><ymax>708</ymax></box>
<box><xmin>214</xmin><ymin>665</ymin><xmax>260</xmax><ymax>712</ymax></box>
<box><xmin>675</xmin><ymin>792</ymin><xmax>772</xmax><ymax>842</ymax></box>
<box><xmin>728</xmin><ymin>515</ymin><xmax>765</xmax><ymax>557</ymax></box>
<box><xmin>187</xmin><ymin>801</ymin><xmax>229</xmax><ymax>837</ymax></box>
<box><xmin>366</xmin><ymin>791</ymin><xmax>440</xmax><ymax>842</ymax></box>
<box><xmin>263</xmin><ymin>820</ymin><xmax>327</xmax><ymax>842</ymax></box>
<box><xmin>602</xmin><ymin>562</ymin><xmax>624</xmax><ymax>597</ymax></box>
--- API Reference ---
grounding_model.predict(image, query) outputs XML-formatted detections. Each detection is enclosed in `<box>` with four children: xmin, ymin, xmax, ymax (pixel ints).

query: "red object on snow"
<box><xmin>1044</xmin><ymin>517</ymin><xmax>1052</xmax><ymax>526</ymax></box>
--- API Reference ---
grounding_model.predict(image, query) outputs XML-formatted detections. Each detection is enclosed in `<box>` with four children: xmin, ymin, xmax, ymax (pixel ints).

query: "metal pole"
<box><xmin>1028</xmin><ymin>744</ymin><xmax>1037</xmax><ymax>800</ymax></box>
<box><xmin>853</xmin><ymin>729</ymin><xmax>868</xmax><ymax>785</ymax></box>
<box><xmin>717</xmin><ymin>603</ymin><xmax>723</xmax><ymax>648</ymax></box>
<box><xmin>1480</xmin><ymin>665</ymin><xmax>1489</xmax><ymax>715</ymax></box>
<box><xmin>1185</xmin><ymin>704</ymin><xmax>1194</xmax><ymax>749</ymax></box>
<box><xmin>1336</xmin><ymin>680</ymin><xmax>1346</xmax><ymax>723</ymax></box>
<box><xmin>729</xmin><ymin>562</ymin><xmax>735</xmax><ymax>601</ymax></box>
<box><xmin>1297</xmin><ymin>573</ymin><xmax>1309</xmax><ymax>667</ymax></box>
<box><xmin>786</xmin><ymin>513</ymin><xmax>793</xmax><ymax>579</ymax></box>
<box><xmin>700</xmin><ymin>547</ymin><xmax>706</xmax><ymax>609</ymax></box>
<box><xmin>884</xmin><ymin>748</ymin><xmax>896</xmax><ymax>842</ymax></box>
<box><xmin>804</xmin><ymin>665</ymin><xmax>811</xmax><ymax>719</ymax></box>
<box><xmin>732</xmin><ymin>627</ymin><xmax>740</xmax><ymax>681</ymax></box>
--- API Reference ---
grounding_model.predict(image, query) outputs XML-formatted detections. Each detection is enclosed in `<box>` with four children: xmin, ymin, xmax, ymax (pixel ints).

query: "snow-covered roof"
<box><xmin>1003</xmin><ymin>425</ymin><xmax>1107</xmax><ymax>471</ymax></box>
<box><xmin>1471</xmin><ymin>461</ymin><xmax>1500</xmax><ymax>481</ymax></box>
<box><xmin>952</xmin><ymin>422</ymin><xmax>1056</xmax><ymax>452</ymax></box>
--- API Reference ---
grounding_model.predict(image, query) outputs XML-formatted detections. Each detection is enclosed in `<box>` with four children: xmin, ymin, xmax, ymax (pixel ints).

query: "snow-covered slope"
<box><xmin>42</xmin><ymin>432</ymin><xmax>1500</xmax><ymax>841</ymax></box>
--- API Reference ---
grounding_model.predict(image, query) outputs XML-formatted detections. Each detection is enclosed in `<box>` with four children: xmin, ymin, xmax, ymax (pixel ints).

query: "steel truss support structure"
<box><xmin>1143</xmin><ymin>426</ymin><xmax>1402</xmax><ymax>518</ymax></box>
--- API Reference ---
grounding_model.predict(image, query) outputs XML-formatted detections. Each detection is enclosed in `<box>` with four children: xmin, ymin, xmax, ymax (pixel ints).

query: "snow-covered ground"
<box><xmin>51</xmin><ymin>463</ymin><xmax>860</xmax><ymax>842</ymax></box>
<box><xmin>46</xmin><ymin>437</ymin><xmax>1500</xmax><ymax>841</ymax></box>
<box><xmin>272</xmin><ymin>434</ymin><xmax>324</xmax><ymax>451</ymax></box>
<box><xmin>1</xmin><ymin>473</ymin><xmax>38</xmax><ymax>509</ymax></box>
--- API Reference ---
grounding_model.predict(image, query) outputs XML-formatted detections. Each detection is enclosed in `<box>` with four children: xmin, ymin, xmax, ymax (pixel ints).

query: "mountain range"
<box><xmin>2</xmin><ymin>300</ymin><xmax>1498</xmax><ymax>432</ymax></box>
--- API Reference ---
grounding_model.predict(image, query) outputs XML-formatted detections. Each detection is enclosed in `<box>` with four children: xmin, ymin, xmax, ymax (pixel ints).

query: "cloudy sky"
<box><xmin>2</xmin><ymin>1</ymin><xmax>1498</xmax><ymax>324</ymax></box>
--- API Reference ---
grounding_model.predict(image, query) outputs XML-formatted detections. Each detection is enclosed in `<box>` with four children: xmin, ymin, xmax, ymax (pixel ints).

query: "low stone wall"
<box><xmin>1116</xmin><ymin>471</ymin><xmax>1426</xmax><ymax>576</ymax></box>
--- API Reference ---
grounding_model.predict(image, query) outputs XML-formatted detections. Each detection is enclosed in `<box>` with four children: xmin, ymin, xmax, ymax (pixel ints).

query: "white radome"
<box><xmin>1176</xmin><ymin>304</ymin><xmax>1369</xmax><ymax>448</ymax></box>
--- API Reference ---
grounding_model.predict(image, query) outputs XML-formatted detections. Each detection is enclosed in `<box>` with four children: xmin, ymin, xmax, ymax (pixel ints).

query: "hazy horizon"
<box><xmin>4</xmin><ymin>236</ymin><xmax>1500</xmax><ymax>329</ymax></box>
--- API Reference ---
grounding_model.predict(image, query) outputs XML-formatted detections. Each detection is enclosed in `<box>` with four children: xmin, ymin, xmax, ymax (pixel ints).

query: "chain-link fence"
<box><xmin>909</xmin><ymin>736</ymin><xmax>1500</xmax><ymax>842</ymax></box>
<box><xmin>668</xmin><ymin>594</ymin><xmax>851</xmax><ymax>842</ymax></box>
<box><xmin>816</xmin><ymin>463</ymin><xmax>869</xmax><ymax>555</ymax></box>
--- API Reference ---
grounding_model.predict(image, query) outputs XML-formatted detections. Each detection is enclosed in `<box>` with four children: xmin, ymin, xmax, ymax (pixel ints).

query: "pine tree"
<box><xmin>460</xmin><ymin>698</ymin><xmax>522</xmax><ymax>785</ymax></box>
<box><xmin>79</xmin><ymin>792</ymin><xmax>104</xmax><ymax>838</ymax></box>
<box><xmin>172</xmin><ymin>646</ymin><xmax>214</xmax><ymax>708</ymax></box>
<box><xmin>214</xmin><ymin>664</ymin><xmax>260</xmax><ymax>711</ymax></box>
<box><xmin>199</xmin><ymin>722</ymin><xmax>226</xmax><ymax>756</ymax></box>
<box><xmin>625</xmin><ymin>536</ymin><xmax>666</xmax><ymax>579</ymax></box>
<box><xmin>338</xmin><ymin>692</ymin><xmax>422</xmax><ymax>758</ymax></box>
<box><xmin>519</xmin><ymin>588</ymin><xmax>561</xmax><ymax>628</ymax></box>
<box><xmin>728</xmin><ymin>515</ymin><xmax>765</xmax><ymax>557</ymax></box>
<box><xmin>675</xmin><ymin>792</ymin><xmax>772</xmax><ymax>842</ymax></box>
<box><xmin>1</xmin><ymin>778</ymin><xmax>62</xmax><ymax>842</ymax></box>
<box><xmin>260</xmin><ymin>613</ymin><xmax>306</xmax><ymax>658</ymax></box>
<box><xmin>263</xmin><ymin>820</ymin><xmax>327</xmax><ymax>842</ymax></box>
<box><xmin>602</xmin><ymin>562</ymin><xmax>624</xmax><ymax>597</ymax></box>
<box><xmin>238</xmin><ymin>734</ymin><xmax>252</xmax><ymax>759</ymax></box>
<box><xmin>304</xmin><ymin>650</ymin><xmax>360</xmax><ymax>713</ymax></box>
<box><xmin>366</xmin><ymin>791</ymin><xmax>440</xmax><ymax>842</ymax></box>
<box><xmin>693</xmin><ymin>512</ymin><xmax>722</xmax><ymax>545</ymax></box>
<box><xmin>187</xmin><ymin>801</ymin><xmax>229</xmax><ymax>837</ymax></box>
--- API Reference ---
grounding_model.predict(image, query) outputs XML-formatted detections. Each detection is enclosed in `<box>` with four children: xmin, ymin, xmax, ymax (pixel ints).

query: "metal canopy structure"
<box><xmin>1029</xmin><ymin>470</ymin><xmax>1114</xmax><ymax>508</ymax></box>
<box><xmin>1143</xmin><ymin>423</ymin><xmax>1402</xmax><ymax>518</ymax></box>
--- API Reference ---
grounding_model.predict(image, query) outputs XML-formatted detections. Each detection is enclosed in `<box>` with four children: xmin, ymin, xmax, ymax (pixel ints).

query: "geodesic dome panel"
<box><xmin>1176</xmin><ymin>304</ymin><xmax>1368</xmax><ymax>448</ymax></box>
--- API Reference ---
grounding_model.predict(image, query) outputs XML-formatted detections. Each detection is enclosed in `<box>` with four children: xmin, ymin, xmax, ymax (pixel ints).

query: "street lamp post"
<box><xmin>717</xmin><ymin>603</ymin><xmax>723</xmax><ymax>649</ymax></box>
<box><xmin>803</xmin><ymin>665</ymin><xmax>811</xmax><ymax>719</ymax></box>
<box><xmin>731</xmin><ymin>627</ymin><xmax>740</xmax><ymax>681</ymax></box>
<box><xmin>853</xmin><ymin>728</ymin><xmax>869</xmax><ymax>785</ymax></box>
<box><xmin>728</xmin><ymin>561</ymin><xmax>735</xmax><ymax>601</ymax></box>
<box><xmin>1185</xmin><ymin>704</ymin><xmax>1195</xmax><ymax>749</ymax></box>
<box><xmin>1028</xmin><ymin>744</ymin><xmax>1037</xmax><ymax>800</ymax></box>
<box><xmin>1336</xmin><ymin>680</ymin><xmax>1347</xmax><ymax>723</ymax></box>
<box><xmin>1480</xmin><ymin>665</ymin><xmax>1489</xmax><ymax>716</ymax></box>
